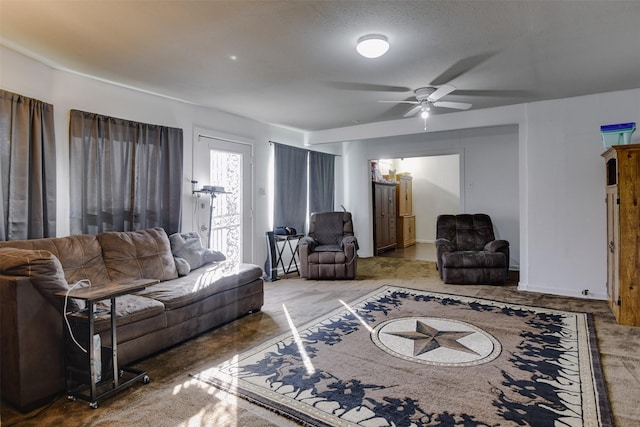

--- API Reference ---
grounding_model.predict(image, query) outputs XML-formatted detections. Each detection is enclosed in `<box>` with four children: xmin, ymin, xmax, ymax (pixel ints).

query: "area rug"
<box><xmin>193</xmin><ymin>286</ymin><xmax>613</xmax><ymax>426</ymax></box>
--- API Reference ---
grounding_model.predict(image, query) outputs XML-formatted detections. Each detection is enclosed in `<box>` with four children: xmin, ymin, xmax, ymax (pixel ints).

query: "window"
<box><xmin>272</xmin><ymin>142</ymin><xmax>335</xmax><ymax>233</ymax></box>
<box><xmin>69</xmin><ymin>110</ymin><xmax>183</xmax><ymax>235</ymax></box>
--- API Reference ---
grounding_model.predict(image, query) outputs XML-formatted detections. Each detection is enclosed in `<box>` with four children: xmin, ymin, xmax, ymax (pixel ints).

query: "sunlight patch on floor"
<box><xmin>340</xmin><ymin>299</ymin><xmax>373</xmax><ymax>332</ymax></box>
<box><xmin>283</xmin><ymin>303</ymin><xmax>315</xmax><ymax>375</ymax></box>
<box><xmin>177</xmin><ymin>357</ymin><xmax>241</xmax><ymax>427</ymax></box>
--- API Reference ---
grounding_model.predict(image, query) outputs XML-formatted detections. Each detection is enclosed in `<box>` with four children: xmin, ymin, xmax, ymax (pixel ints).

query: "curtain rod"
<box><xmin>269</xmin><ymin>140</ymin><xmax>341</xmax><ymax>157</ymax></box>
<box><xmin>198</xmin><ymin>133</ymin><xmax>253</xmax><ymax>147</ymax></box>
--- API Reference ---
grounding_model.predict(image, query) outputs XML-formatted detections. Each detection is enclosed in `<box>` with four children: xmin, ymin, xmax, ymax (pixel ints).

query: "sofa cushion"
<box><xmin>0</xmin><ymin>235</ymin><xmax>112</xmax><ymax>285</ymax></box>
<box><xmin>97</xmin><ymin>227</ymin><xmax>178</xmax><ymax>282</ymax></box>
<box><xmin>169</xmin><ymin>232</ymin><xmax>226</xmax><ymax>270</ymax></box>
<box><xmin>136</xmin><ymin>262</ymin><xmax>262</xmax><ymax>310</ymax></box>
<box><xmin>90</xmin><ymin>294</ymin><xmax>166</xmax><ymax>333</ymax></box>
<box><xmin>0</xmin><ymin>247</ymin><xmax>83</xmax><ymax>311</ymax></box>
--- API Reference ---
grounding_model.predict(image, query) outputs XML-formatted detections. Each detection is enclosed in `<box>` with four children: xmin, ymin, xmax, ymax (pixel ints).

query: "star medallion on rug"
<box><xmin>193</xmin><ymin>286</ymin><xmax>613</xmax><ymax>427</ymax></box>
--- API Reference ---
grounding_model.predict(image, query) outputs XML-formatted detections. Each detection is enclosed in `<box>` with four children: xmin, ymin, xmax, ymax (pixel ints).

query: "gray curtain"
<box><xmin>0</xmin><ymin>90</ymin><xmax>57</xmax><ymax>241</ymax></box>
<box><xmin>69</xmin><ymin>110</ymin><xmax>183</xmax><ymax>235</ymax></box>
<box><xmin>309</xmin><ymin>150</ymin><xmax>335</xmax><ymax>214</ymax></box>
<box><xmin>273</xmin><ymin>143</ymin><xmax>308</xmax><ymax>234</ymax></box>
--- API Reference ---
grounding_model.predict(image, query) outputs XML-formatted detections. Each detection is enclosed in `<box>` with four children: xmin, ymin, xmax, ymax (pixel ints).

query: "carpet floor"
<box><xmin>2</xmin><ymin>257</ymin><xmax>640</xmax><ymax>426</ymax></box>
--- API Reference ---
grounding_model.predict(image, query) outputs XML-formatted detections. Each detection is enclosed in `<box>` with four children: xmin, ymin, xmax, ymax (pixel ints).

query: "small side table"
<box><xmin>56</xmin><ymin>278</ymin><xmax>158</xmax><ymax>409</ymax></box>
<box><xmin>274</xmin><ymin>234</ymin><xmax>304</xmax><ymax>278</ymax></box>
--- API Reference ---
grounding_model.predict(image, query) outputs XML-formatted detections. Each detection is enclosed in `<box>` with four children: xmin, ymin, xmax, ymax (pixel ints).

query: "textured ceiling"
<box><xmin>2</xmin><ymin>1</ymin><xmax>640</xmax><ymax>132</ymax></box>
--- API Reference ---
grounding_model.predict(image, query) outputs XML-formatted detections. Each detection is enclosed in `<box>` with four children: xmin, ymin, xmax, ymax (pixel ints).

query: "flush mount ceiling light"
<box><xmin>356</xmin><ymin>34</ymin><xmax>389</xmax><ymax>58</ymax></box>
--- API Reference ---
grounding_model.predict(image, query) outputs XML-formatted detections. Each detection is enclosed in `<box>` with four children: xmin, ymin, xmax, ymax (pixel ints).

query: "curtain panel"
<box><xmin>308</xmin><ymin>150</ymin><xmax>335</xmax><ymax>214</ymax></box>
<box><xmin>273</xmin><ymin>143</ymin><xmax>336</xmax><ymax>234</ymax></box>
<box><xmin>69</xmin><ymin>110</ymin><xmax>183</xmax><ymax>235</ymax></box>
<box><xmin>0</xmin><ymin>90</ymin><xmax>57</xmax><ymax>241</ymax></box>
<box><xmin>273</xmin><ymin>143</ymin><xmax>308</xmax><ymax>234</ymax></box>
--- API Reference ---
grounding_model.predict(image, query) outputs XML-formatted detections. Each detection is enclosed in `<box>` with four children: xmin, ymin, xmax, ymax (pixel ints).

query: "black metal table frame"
<box><xmin>274</xmin><ymin>234</ymin><xmax>304</xmax><ymax>277</ymax></box>
<box><xmin>57</xmin><ymin>279</ymin><xmax>157</xmax><ymax>409</ymax></box>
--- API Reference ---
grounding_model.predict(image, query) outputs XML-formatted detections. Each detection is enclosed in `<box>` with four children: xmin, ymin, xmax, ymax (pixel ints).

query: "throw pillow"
<box><xmin>173</xmin><ymin>256</ymin><xmax>191</xmax><ymax>276</ymax></box>
<box><xmin>169</xmin><ymin>232</ymin><xmax>226</xmax><ymax>271</ymax></box>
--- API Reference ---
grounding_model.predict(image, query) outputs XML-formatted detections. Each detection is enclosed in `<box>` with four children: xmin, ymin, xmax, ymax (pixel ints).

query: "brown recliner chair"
<box><xmin>435</xmin><ymin>214</ymin><xmax>509</xmax><ymax>285</ymax></box>
<box><xmin>298</xmin><ymin>211</ymin><xmax>358</xmax><ymax>280</ymax></box>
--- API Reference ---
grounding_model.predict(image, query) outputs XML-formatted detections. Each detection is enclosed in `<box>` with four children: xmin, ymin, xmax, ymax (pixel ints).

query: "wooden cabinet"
<box><xmin>373</xmin><ymin>182</ymin><xmax>397</xmax><ymax>254</ymax></box>
<box><xmin>602</xmin><ymin>144</ymin><xmax>640</xmax><ymax>326</ymax></box>
<box><xmin>397</xmin><ymin>175</ymin><xmax>413</xmax><ymax>216</ymax></box>
<box><xmin>396</xmin><ymin>175</ymin><xmax>416</xmax><ymax>248</ymax></box>
<box><xmin>397</xmin><ymin>214</ymin><xmax>416</xmax><ymax>248</ymax></box>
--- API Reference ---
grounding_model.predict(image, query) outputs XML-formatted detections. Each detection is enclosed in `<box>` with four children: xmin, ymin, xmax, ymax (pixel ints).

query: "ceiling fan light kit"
<box><xmin>356</xmin><ymin>34</ymin><xmax>389</xmax><ymax>58</ymax></box>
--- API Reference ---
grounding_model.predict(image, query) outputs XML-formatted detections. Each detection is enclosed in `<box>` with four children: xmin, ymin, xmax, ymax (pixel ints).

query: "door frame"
<box><xmin>368</xmin><ymin>151</ymin><xmax>464</xmax><ymax>249</ymax></box>
<box><xmin>193</xmin><ymin>127</ymin><xmax>254</xmax><ymax>263</ymax></box>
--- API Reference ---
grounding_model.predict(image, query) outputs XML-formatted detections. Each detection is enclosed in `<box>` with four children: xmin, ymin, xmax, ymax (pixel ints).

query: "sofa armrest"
<box><xmin>1</xmin><ymin>274</ymin><xmax>65</xmax><ymax>411</ymax></box>
<box><xmin>343</xmin><ymin>241</ymin><xmax>357</xmax><ymax>260</ymax></box>
<box><xmin>434</xmin><ymin>238</ymin><xmax>456</xmax><ymax>279</ymax></box>
<box><xmin>484</xmin><ymin>240</ymin><xmax>510</xmax><ymax>272</ymax></box>
<box><xmin>434</xmin><ymin>238</ymin><xmax>455</xmax><ymax>252</ymax></box>
<box><xmin>340</xmin><ymin>235</ymin><xmax>359</xmax><ymax>251</ymax></box>
<box><xmin>0</xmin><ymin>247</ymin><xmax>82</xmax><ymax>312</ymax></box>
<box><xmin>484</xmin><ymin>239</ymin><xmax>509</xmax><ymax>253</ymax></box>
<box><xmin>298</xmin><ymin>237</ymin><xmax>315</xmax><ymax>278</ymax></box>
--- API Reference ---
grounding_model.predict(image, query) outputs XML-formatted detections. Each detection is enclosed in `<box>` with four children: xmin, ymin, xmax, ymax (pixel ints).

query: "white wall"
<box><xmin>311</xmin><ymin>90</ymin><xmax>640</xmax><ymax>300</ymax></box>
<box><xmin>397</xmin><ymin>155</ymin><xmax>460</xmax><ymax>243</ymax></box>
<box><xmin>350</xmin><ymin>125</ymin><xmax>520</xmax><ymax>270</ymax></box>
<box><xmin>522</xmin><ymin>91</ymin><xmax>640</xmax><ymax>299</ymax></box>
<box><xmin>0</xmin><ymin>46</ymin><xmax>314</xmax><ymax>266</ymax></box>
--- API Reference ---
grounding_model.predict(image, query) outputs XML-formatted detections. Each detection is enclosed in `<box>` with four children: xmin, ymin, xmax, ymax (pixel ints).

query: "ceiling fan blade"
<box><xmin>403</xmin><ymin>104</ymin><xmax>423</xmax><ymax>118</ymax></box>
<box><xmin>325</xmin><ymin>82</ymin><xmax>412</xmax><ymax>92</ymax></box>
<box><xmin>429</xmin><ymin>52</ymin><xmax>496</xmax><ymax>86</ymax></box>
<box><xmin>433</xmin><ymin>101</ymin><xmax>472</xmax><ymax>110</ymax></box>
<box><xmin>378</xmin><ymin>100</ymin><xmax>419</xmax><ymax>104</ymax></box>
<box><xmin>428</xmin><ymin>85</ymin><xmax>456</xmax><ymax>102</ymax></box>
<box><xmin>377</xmin><ymin>102</ymin><xmax>420</xmax><ymax>121</ymax></box>
<box><xmin>449</xmin><ymin>89</ymin><xmax>534</xmax><ymax>98</ymax></box>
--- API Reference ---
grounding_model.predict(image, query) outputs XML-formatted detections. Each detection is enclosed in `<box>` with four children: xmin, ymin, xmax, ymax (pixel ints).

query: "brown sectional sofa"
<box><xmin>0</xmin><ymin>227</ymin><xmax>264</xmax><ymax>411</ymax></box>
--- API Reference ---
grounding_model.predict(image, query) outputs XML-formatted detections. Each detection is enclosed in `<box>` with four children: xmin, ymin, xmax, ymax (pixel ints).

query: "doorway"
<box><xmin>195</xmin><ymin>133</ymin><xmax>253</xmax><ymax>263</ymax></box>
<box><xmin>372</xmin><ymin>154</ymin><xmax>461</xmax><ymax>262</ymax></box>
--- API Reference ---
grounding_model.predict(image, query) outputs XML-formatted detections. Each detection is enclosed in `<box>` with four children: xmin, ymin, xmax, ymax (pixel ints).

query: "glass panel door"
<box><xmin>193</xmin><ymin>132</ymin><xmax>253</xmax><ymax>264</ymax></box>
<box><xmin>209</xmin><ymin>149</ymin><xmax>242</xmax><ymax>263</ymax></box>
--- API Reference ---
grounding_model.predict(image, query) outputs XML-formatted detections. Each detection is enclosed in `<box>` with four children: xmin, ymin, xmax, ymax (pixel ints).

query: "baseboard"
<box><xmin>517</xmin><ymin>282</ymin><xmax>608</xmax><ymax>300</ymax></box>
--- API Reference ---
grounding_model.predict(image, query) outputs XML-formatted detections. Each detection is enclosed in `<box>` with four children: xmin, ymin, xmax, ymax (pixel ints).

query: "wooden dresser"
<box><xmin>396</xmin><ymin>175</ymin><xmax>416</xmax><ymax>248</ymax></box>
<box><xmin>602</xmin><ymin>144</ymin><xmax>640</xmax><ymax>326</ymax></box>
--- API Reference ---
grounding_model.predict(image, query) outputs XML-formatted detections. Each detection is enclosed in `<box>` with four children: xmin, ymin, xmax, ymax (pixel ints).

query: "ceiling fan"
<box><xmin>378</xmin><ymin>85</ymin><xmax>472</xmax><ymax>119</ymax></box>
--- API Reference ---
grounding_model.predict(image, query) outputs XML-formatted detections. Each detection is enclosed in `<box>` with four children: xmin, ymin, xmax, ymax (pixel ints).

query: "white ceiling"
<box><xmin>2</xmin><ymin>1</ymin><xmax>640</xmax><ymax>132</ymax></box>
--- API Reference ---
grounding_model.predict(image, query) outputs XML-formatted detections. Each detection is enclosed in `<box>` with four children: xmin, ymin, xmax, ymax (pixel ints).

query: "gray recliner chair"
<box><xmin>435</xmin><ymin>213</ymin><xmax>509</xmax><ymax>285</ymax></box>
<box><xmin>298</xmin><ymin>211</ymin><xmax>358</xmax><ymax>280</ymax></box>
